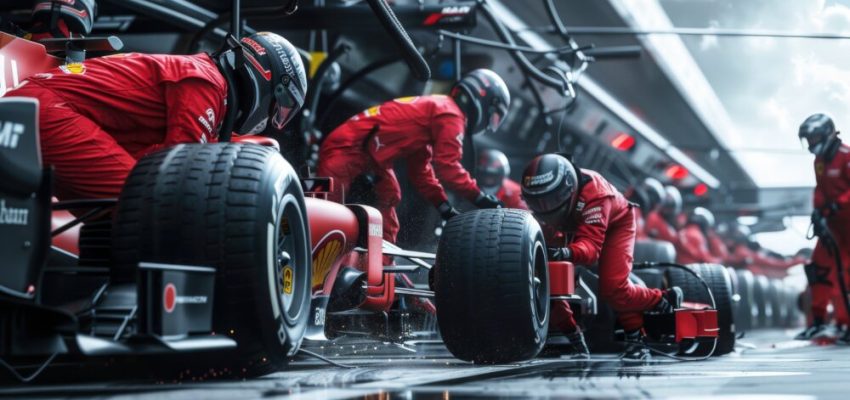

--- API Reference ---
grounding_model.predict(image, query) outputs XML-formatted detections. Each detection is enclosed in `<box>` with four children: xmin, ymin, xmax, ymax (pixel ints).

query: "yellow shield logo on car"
<box><xmin>311</xmin><ymin>231</ymin><xmax>346</xmax><ymax>288</ymax></box>
<box><xmin>282</xmin><ymin>266</ymin><xmax>293</xmax><ymax>294</ymax></box>
<box><xmin>59</xmin><ymin>62</ymin><xmax>86</xmax><ymax>75</ymax></box>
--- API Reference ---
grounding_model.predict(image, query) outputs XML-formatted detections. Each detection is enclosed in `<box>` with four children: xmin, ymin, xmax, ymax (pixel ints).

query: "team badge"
<box><xmin>59</xmin><ymin>62</ymin><xmax>86</xmax><ymax>75</ymax></box>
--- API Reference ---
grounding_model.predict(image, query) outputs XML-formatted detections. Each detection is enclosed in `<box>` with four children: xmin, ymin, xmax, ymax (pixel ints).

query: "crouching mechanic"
<box><xmin>478</xmin><ymin>149</ymin><xmax>527</xmax><ymax>209</ymax></box>
<box><xmin>5</xmin><ymin>32</ymin><xmax>307</xmax><ymax>201</ymax></box>
<box><xmin>521</xmin><ymin>154</ymin><xmax>682</xmax><ymax>360</ymax></box>
<box><xmin>318</xmin><ymin>69</ymin><xmax>509</xmax><ymax>243</ymax></box>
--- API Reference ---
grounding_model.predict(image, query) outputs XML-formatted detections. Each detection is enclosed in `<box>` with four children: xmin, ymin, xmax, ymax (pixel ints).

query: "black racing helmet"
<box><xmin>521</xmin><ymin>154</ymin><xmax>580</xmax><ymax>226</ymax></box>
<box><xmin>31</xmin><ymin>0</ymin><xmax>97</xmax><ymax>37</ymax></box>
<box><xmin>799</xmin><ymin>113</ymin><xmax>838</xmax><ymax>157</ymax></box>
<box><xmin>234</xmin><ymin>32</ymin><xmax>307</xmax><ymax>134</ymax></box>
<box><xmin>660</xmin><ymin>185</ymin><xmax>682</xmax><ymax>218</ymax></box>
<box><xmin>687</xmin><ymin>207</ymin><xmax>715</xmax><ymax>233</ymax></box>
<box><xmin>450</xmin><ymin>69</ymin><xmax>510</xmax><ymax>135</ymax></box>
<box><xmin>640</xmin><ymin>177</ymin><xmax>666</xmax><ymax>211</ymax></box>
<box><xmin>478</xmin><ymin>149</ymin><xmax>510</xmax><ymax>195</ymax></box>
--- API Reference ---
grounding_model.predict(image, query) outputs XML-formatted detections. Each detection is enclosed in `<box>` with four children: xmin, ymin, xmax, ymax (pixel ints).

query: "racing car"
<box><xmin>0</xmin><ymin>9</ymin><xmax>733</xmax><ymax>386</ymax></box>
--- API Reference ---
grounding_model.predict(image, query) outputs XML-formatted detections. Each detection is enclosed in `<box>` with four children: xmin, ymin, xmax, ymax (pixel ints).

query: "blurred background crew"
<box><xmin>646</xmin><ymin>185</ymin><xmax>683</xmax><ymax>247</ymax></box>
<box><xmin>478</xmin><ymin>149</ymin><xmax>527</xmax><ymax>210</ymax></box>
<box><xmin>318</xmin><ymin>69</ymin><xmax>510</xmax><ymax>243</ymax></box>
<box><xmin>677</xmin><ymin>207</ymin><xmax>720</xmax><ymax>264</ymax></box>
<box><xmin>625</xmin><ymin>177</ymin><xmax>665</xmax><ymax>240</ymax></box>
<box><xmin>707</xmin><ymin>221</ymin><xmax>730</xmax><ymax>264</ymax></box>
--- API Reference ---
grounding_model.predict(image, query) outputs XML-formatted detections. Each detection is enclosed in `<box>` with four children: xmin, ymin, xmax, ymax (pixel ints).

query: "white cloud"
<box><xmin>699</xmin><ymin>20</ymin><xmax>719</xmax><ymax>51</ymax></box>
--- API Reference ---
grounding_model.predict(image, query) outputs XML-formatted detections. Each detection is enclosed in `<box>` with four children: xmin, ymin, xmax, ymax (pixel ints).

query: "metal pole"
<box><xmin>453</xmin><ymin>38</ymin><xmax>462</xmax><ymax>81</ymax></box>
<box><xmin>232</xmin><ymin>0</ymin><xmax>241</xmax><ymax>38</ymax></box>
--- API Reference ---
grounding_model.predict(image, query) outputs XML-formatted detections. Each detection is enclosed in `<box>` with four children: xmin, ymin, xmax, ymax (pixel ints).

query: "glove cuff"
<box><xmin>437</xmin><ymin>201</ymin><xmax>453</xmax><ymax>214</ymax></box>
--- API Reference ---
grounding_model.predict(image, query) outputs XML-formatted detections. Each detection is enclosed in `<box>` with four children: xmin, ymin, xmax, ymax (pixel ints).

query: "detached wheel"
<box><xmin>785</xmin><ymin>286</ymin><xmax>803</xmax><ymax>327</ymax></box>
<box><xmin>112</xmin><ymin>143</ymin><xmax>312</xmax><ymax>376</ymax></box>
<box><xmin>434</xmin><ymin>209</ymin><xmax>549</xmax><ymax>364</ymax></box>
<box><xmin>753</xmin><ymin>275</ymin><xmax>770</xmax><ymax>328</ymax></box>
<box><xmin>734</xmin><ymin>269</ymin><xmax>756</xmax><ymax>331</ymax></box>
<box><xmin>665</xmin><ymin>263</ymin><xmax>735</xmax><ymax>356</ymax></box>
<box><xmin>633</xmin><ymin>240</ymin><xmax>676</xmax><ymax>264</ymax></box>
<box><xmin>768</xmin><ymin>279</ymin><xmax>786</xmax><ymax>327</ymax></box>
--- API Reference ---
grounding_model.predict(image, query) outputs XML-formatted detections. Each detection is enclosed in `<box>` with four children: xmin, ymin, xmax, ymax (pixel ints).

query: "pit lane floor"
<box><xmin>1</xmin><ymin>329</ymin><xmax>846</xmax><ymax>399</ymax></box>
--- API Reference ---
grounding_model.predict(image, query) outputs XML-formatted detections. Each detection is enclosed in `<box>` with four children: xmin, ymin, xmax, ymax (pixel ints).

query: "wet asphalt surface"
<box><xmin>1</xmin><ymin>329</ymin><xmax>847</xmax><ymax>399</ymax></box>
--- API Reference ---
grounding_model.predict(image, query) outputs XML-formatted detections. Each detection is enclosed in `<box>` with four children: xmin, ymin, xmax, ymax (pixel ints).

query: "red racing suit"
<box><xmin>547</xmin><ymin>170</ymin><xmax>663</xmax><ymax>333</ymax></box>
<box><xmin>317</xmin><ymin>95</ymin><xmax>481</xmax><ymax>243</ymax></box>
<box><xmin>634</xmin><ymin>207</ymin><xmax>648</xmax><ymax>240</ymax></box>
<box><xmin>645</xmin><ymin>210</ymin><xmax>679</xmax><ymax>246</ymax></box>
<box><xmin>495</xmin><ymin>178</ymin><xmax>528</xmax><ymax>210</ymax></box>
<box><xmin>676</xmin><ymin>224</ymin><xmax>719</xmax><ymax>264</ymax></box>
<box><xmin>809</xmin><ymin>239</ymin><xmax>850</xmax><ymax>324</ymax></box>
<box><xmin>707</xmin><ymin>230</ymin><xmax>729</xmax><ymax>264</ymax></box>
<box><xmin>5</xmin><ymin>53</ymin><xmax>227</xmax><ymax>201</ymax></box>
<box><xmin>808</xmin><ymin>143</ymin><xmax>850</xmax><ymax>324</ymax></box>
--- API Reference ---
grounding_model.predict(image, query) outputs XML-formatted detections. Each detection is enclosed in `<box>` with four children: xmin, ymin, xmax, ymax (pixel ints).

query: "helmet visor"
<box><xmin>523</xmin><ymin>191</ymin><xmax>570</xmax><ymax>215</ymax></box>
<box><xmin>271</xmin><ymin>77</ymin><xmax>304</xmax><ymax>130</ymax></box>
<box><xmin>487</xmin><ymin>103</ymin><xmax>508</xmax><ymax>133</ymax></box>
<box><xmin>530</xmin><ymin>200</ymin><xmax>569</xmax><ymax>227</ymax></box>
<box><xmin>802</xmin><ymin>135</ymin><xmax>824</xmax><ymax>155</ymax></box>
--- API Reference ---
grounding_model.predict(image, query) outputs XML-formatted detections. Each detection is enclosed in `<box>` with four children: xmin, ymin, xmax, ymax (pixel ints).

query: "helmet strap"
<box><xmin>456</xmin><ymin>85</ymin><xmax>482</xmax><ymax>134</ymax></box>
<box><xmin>212</xmin><ymin>36</ymin><xmax>247</xmax><ymax>141</ymax></box>
<box><xmin>48</xmin><ymin>2</ymin><xmax>64</xmax><ymax>38</ymax></box>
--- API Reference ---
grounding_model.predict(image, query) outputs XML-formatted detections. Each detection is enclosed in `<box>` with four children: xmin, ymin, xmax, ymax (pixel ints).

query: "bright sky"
<box><xmin>655</xmin><ymin>0</ymin><xmax>850</xmax><ymax>188</ymax></box>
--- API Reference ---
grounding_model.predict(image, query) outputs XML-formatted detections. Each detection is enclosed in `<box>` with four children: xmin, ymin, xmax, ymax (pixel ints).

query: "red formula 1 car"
<box><xmin>0</xmin><ymin>30</ymin><xmax>732</xmax><ymax>383</ymax></box>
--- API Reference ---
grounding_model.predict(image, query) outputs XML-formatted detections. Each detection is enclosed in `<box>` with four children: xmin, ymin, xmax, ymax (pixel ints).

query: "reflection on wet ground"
<box><xmin>1</xmin><ymin>330</ymin><xmax>847</xmax><ymax>400</ymax></box>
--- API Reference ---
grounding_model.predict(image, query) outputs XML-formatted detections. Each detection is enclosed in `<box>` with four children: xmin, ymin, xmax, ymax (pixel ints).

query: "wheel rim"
<box><xmin>531</xmin><ymin>242</ymin><xmax>548</xmax><ymax>326</ymax></box>
<box><xmin>276</xmin><ymin>194</ymin><xmax>309</xmax><ymax>325</ymax></box>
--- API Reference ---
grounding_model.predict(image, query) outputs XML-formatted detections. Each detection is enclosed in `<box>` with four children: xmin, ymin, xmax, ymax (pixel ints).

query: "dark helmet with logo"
<box><xmin>478</xmin><ymin>149</ymin><xmax>510</xmax><ymax>195</ymax></box>
<box><xmin>687</xmin><ymin>207</ymin><xmax>715</xmax><ymax>233</ymax></box>
<box><xmin>450</xmin><ymin>69</ymin><xmax>510</xmax><ymax>135</ymax></box>
<box><xmin>660</xmin><ymin>185</ymin><xmax>682</xmax><ymax>218</ymax></box>
<box><xmin>218</xmin><ymin>32</ymin><xmax>307</xmax><ymax>135</ymax></box>
<box><xmin>31</xmin><ymin>0</ymin><xmax>97</xmax><ymax>38</ymax></box>
<box><xmin>799</xmin><ymin>113</ymin><xmax>839</xmax><ymax>158</ymax></box>
<box><xmin>520</xmin><ymin>154</ymin><xmax>580</xmax><ymax>227</ymax></box>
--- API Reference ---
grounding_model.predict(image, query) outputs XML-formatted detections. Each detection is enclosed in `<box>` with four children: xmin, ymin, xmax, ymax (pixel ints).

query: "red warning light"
<box><xmin>693</xmin><ymin>183</ymin><xmax>708</xmax><ymax>196</ymax></box>
<box><xmin>610</xmin><ymin>132</ymin><xmax>636</xmax><ymax>151</ymax></box>
<box><xmin>665</xmin><ymin>165</ymin><xmax>689</xmax><ymax>180</ymax></box>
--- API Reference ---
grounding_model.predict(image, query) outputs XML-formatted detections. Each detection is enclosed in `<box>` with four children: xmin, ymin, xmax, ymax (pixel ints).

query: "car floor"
<box><xmin>0</xmin><ymin>329</ymin><xmax>846</xmax><ymax>400</ymax></box>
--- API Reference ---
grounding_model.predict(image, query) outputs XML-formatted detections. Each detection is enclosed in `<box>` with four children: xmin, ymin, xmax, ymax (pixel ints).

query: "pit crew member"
<box><xmin>318</xmin><ymin>69</ymin><xmax>509</xmax><ymax>243</ymax></box>
<box><xmin>798</xmin><ymin>113</ymin><xmax>850</xmax><ymax>342</ymax></box>
<box><xmin>5</xmin><ymin>31</ymin><xmax>307</xmax><ymax>202</ymax></box>
<box><xmin>521</xmin><ymin>154</ymin><xmax>682</xmax><ymax>361</ymax></box>
<box><xmin>478</xmin><ymin>148</ymin><xmax>527</xmax><ymax>209</ymax></box>
<box><xmin>645</xmin><ymin>185</ymin><xmax>683</xmax><ymax>248</ymax></box>
<box><xmin>677</xmin><ymin>207</ymin><xmax>720</xmax><ymax>264</ymax></box>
